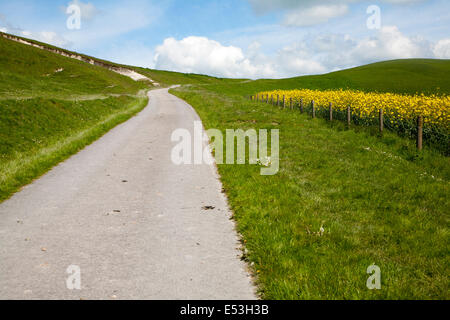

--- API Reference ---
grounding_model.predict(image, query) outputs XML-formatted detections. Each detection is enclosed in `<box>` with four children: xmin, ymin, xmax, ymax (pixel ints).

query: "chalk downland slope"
<box><xmin>0</xmin><ymin>34</ymin><xmax>150</xmax><ymax>201</ymax></box>
<box><xmin>0</xmin><ymin>32</ymin><xmax>157</xmax><ymax>85</ymax></box>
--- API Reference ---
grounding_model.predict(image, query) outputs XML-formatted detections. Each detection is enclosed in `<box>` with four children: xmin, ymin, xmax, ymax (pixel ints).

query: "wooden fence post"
<box><xmin>312</xmin><ymin>100</ymin><xmax>315</xmax><ymax>118</ymax></box>
<box><xmin>417</xmin><ymin>116</ymin><xmax>423</xmax><ymax>151</ymax></box>
<box><xmin>290</xmin><ymin>97</ymin><xmax>293</xmax><ymax>110</ymax></box>
<box><xmin>329</xmin><ymin>102</ymin><xmax>333</xmax><ymax>121</ymax></box>
<box><xmin>300</xmin><ymin>99</ymin><xmax>304</xmax><ymax>113</ymax></box>
<box><xmin>277</xmin><ymin>95</ymin><xmax>280</xmax><ymax>107</ymax></box>
<box><xmin>347</xmin><ymin>106</ymin><xmax>351</xmax><ymax>127</ymax></box>
<box><xmin>283</xmin><ymin>95</ymin><xmax>286</xmax><ymax>109</ymax></box>
<box><xmin>266</xmin><ymin>94</ymin><xmax>269</xmax><ymax>104</ymax></box>
<box><xmin>379</xmin><ymin>109</ymin><xmax>384</xmax><ymax>134</ymax></box>
<box><xmin>271</xmin><ymin>95</ymin><xmax>273</xmax><ymax>105</ymax></box>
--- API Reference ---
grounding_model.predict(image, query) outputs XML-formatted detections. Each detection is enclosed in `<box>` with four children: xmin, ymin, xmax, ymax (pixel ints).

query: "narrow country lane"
<box><xmin>0</xmin><ymin>88</ymin><xmax>256</xmax><ymax>300</ymax></box>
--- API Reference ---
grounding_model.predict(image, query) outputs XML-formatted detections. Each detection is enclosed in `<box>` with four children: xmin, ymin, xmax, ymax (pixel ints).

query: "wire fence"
<box><xmin>251</xmin><ymin>93</ymin><xmax>449</xmax><ymax>155</ymax></box>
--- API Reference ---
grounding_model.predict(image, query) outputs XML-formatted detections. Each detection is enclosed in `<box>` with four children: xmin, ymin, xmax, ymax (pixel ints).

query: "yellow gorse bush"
<box><xmin>257</xmin><ymin>89</ymin><xmax>450</xmax><ymax>128</ymax></box>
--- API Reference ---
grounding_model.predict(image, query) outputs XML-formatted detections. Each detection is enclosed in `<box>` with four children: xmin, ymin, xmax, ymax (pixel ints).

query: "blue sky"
<box><xmin>0</xmin><ymin>0</ymin><xmax>449</xmax><ymax>78</ymax></box>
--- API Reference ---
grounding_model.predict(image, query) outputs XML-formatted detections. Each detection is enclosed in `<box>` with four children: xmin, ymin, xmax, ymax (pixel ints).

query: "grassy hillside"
<box><xmin>171</xmin><ymin>82</ymin><xmax>449</xmax><ymax>299</ymax></box>
<box><xmin>0</xmin><ymin>32</ymin><xmax>229</xmax><ymax>88</ymax></box>
<box><xmin>0</xmin><ymin>35</ymin><xmax>148</xmax><ymax>99</ymax></box>
<box><xmin>204</xmin><ymin>59</ymin><xmax>450</xmax><ymax>96</ymax></box>
<box><xmin>135</xmin><ymin>59</ymin><xmax>450</xmax><ymax>94</ymax></box>
<box><xmin>0</xmin><ymin>35</ymin><xmax>150</xmax><ymax>201</ymax></box>
<box><xmin>133</xmin><ymin>67</ymin><xmax>244</xmax><ymax>87</ymax></box>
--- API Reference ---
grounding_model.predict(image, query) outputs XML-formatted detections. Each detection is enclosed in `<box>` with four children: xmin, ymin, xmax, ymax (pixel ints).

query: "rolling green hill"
<box><xmin>133</xmin><ymin>67</ymin><xmax>244</xmax><ymax>86</ymax></box>
<box><xmin>204</xmin><ymin>59</ymin><xmax>450</xmax><ymax>96</ymax></box>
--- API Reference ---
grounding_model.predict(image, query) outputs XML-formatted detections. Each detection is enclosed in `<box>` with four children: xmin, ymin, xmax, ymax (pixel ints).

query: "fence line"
<box><xmin>251</xmin><ymin>94</ymin><xmax>425</xmax><ymax>150</ymax></box>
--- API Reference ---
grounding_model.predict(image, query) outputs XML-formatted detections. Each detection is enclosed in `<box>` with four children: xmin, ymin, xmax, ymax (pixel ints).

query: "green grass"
<box><xmin>0</xmin><ymin>34</ymin><xmax>150</xmax><ymax>201</ymax></box>
<box><xmin>171</xmin><ymin>85</ymin><xmax>449</xmax><ymax>299</ymax></box>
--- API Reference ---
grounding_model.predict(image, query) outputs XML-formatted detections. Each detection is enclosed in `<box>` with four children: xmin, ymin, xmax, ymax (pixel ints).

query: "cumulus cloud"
<box><xmin>152</xmin><ymin>35</ymin><xmax>340</xmax><ymax>79</ymax></box>
<box><xmin>152</xmin><ymin>25</ymin><xmax>445</xmax><ymax>79</ymax></box>
<box><xmin>154</xmin><ymin>36</ymin><xmax>264</xmax><ymax>78</ymax></box>
<box><xmin>306</xmin><ymin>26</ymin><xmax>433</xmax><ymax>71</ymax></box>
<box><xmin>433</xmin><ymin>39</ymin><xmax>450</xmax><ymax>58</ymax></box>
<box><xmin>275</xmin><ymin>45</ymin><xmax>328</xmax><ymax>75</ymax></box>
<box><xmin>349</xmin><ymin>26</ymin><xmax>431</xmax><ymax>63</ymax></box>
<box><xmin>283</xmin><ymin>4</ymin><xmax>349</xmax><ymax>27</ymax></box>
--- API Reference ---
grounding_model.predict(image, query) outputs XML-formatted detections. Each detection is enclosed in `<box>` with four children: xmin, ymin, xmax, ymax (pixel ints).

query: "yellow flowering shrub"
<box><xmin>257</xmin><ymin>89</ymin><xmax>450</xmax><ymax>129</ymax></box>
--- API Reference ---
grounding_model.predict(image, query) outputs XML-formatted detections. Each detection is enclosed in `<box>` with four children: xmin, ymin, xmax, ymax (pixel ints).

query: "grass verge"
<box><xmin>171</xmin><ymin>85</ymin><xmax>449</xmax><ymax>299</ymax></box>
<box><xmin>0</xmin><ymin>95</ymin><xmax>148</xmax><ymax>202</ymax></box>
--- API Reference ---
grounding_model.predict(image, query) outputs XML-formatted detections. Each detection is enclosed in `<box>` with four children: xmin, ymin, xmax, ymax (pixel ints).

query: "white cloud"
<box><xmin>433</xmin><ymin>39</ymin><xmax>450</xmax><ymax>58</ymax></box>
<box><xmin>153</xmin><ymin>36</ymin><xmax>327</xmax><ymax>79</ymax></box>
<box><xmin>152</xmin><ymin>25</ymin><xmax>445</xmax><ymax>79</ymax></box>
<box><xmin>284</xmin><ymin>4</ymin><xmax>349</xmax><ymax>27</ymax></box>
<box><xmin>349</xmin><ymin>26</ymin><xmax>431</xmax><ymax>63</ymax></box>
<box><xmin>276</xmin><ymin>45</ymin><xmax>328</xmax><ymax>75</ymax></box>
<box><xmin>274</xmin><ymin>25</ymin><xmax>433</xmax><ymax>74</ymax></box>
<box><xmin>154</xmin><ymin>36</ymin><xmax>262</xmax><ymax>78</ymax></box>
